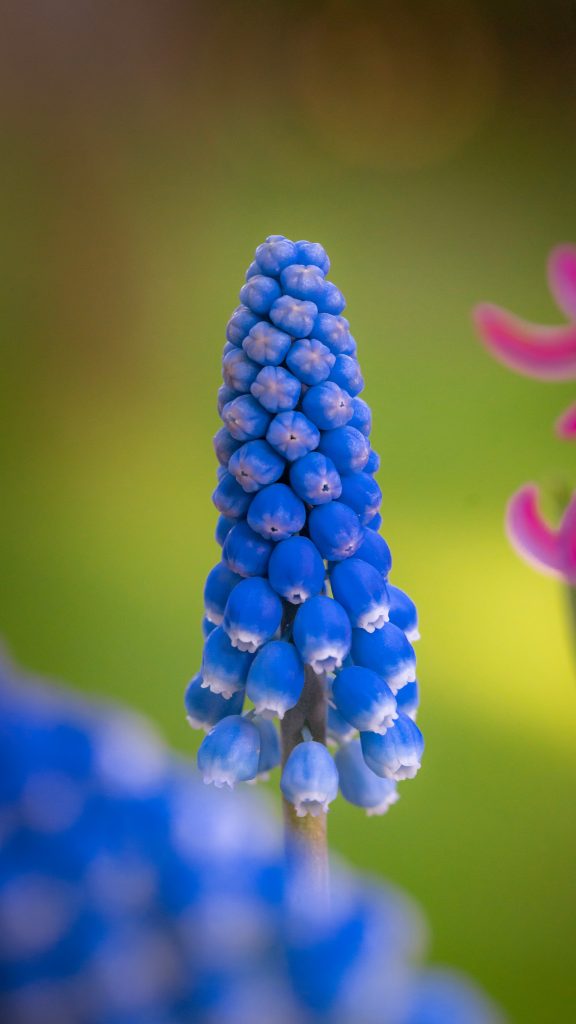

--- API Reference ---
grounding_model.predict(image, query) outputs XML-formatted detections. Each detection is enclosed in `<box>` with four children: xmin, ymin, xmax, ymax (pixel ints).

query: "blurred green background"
<box><xmin>1</xmin><ymin>2</ymin><xmax>575</xmax><ymax>1020</ymax></box>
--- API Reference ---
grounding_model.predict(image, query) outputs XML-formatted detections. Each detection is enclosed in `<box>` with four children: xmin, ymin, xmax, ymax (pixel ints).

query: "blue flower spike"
<box><xmin>280</xmin><ymin>740</ymin><xmax>339</xmax><ymax>817</ymax></box>
<box><xmin>187</xmin><ymin>234</ymin><xmax>424</xmax><ymax>812</ymax></box>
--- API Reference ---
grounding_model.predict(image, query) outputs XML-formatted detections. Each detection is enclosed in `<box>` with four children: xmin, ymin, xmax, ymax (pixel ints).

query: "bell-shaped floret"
<box><xmin>387</xmin><ymin>584</ymin><xmax>420</xmax><ymax>642</ymax></box>
<box><xmin>395</xmin><ymin>680</ymin><xmax>419</xmax><ymax>720</ymax></box>
<box><xmin>213</xmin><ymin>426</ymin><xmax>243</xmax><ymax>467</ymax></box>
<box><xmin>286</xmin><ymin>338</ymin><xmax>336</xmax><ymax>385</ymax></box>
<box><xmin>212</xmin><ymin>472</ymin><xmax>253</xmax><ymax>518</ymax></box>
<box><xmin>245</xmin><ymin>259</ymin><xmax>259</xmax><ymax>279</ymax></box>
<box><xmin>250</xmin><ymin>365</ymin><xmax>301</xmax><ymax>413</ymax></box>
<box><xmin>293</xmin><ymin>595</ymin><xmax>351</xmax><ymax>674</ymax></box>
<box><xmin>252</xmin><ymin>716</ymin><xmax>281</xmax><ymax>778</ymax></box>
<box><xmin>330</xmin><ymin>558</ymin><xmax>389</xmax><ymax>632</ymax></box>
<box><xmin>222</xmin><ymin>521</ymin><xmax>273</xmax><ymax>577</ymax></box>
<box><xmin>228</xmin><ymin>439</ymin><xmax>285</xmax><ymax>494</ymax></box>
<box><xmin>360</xmin><ymin>713</ymin><xmax>424</xmax><ymax>781</ymax></box>
<box><xmin>266</xmin><ymin>411</ymin><xmax>320</xmax><ymax>461</ymax></box>
<box><xmin>247</xmin><ymin>483</ymin><xmax>306</xmax><ymax>541</ymax></box>
<box><xmin>197</xmin><ymin>715</ymin><xmax>261</xmax><ymax>787</ymax></box>
<box><xmin>255</xmin><ymin>235</ymin><xmax>297</xmax><ymax>276</ymax></box>
<box><xmin>313</xmin><ymin>312</ymin><xmax>356</xmax><ymax>355</ymax></box>
<box><xmin>222</xmin><ymin>394</ymin><xmax>271</xmax><ymax>441</ymax></box>
<box><xmin>355</xmin><ymin>530</ymin><xmax>392</xmax><ymax>577</ymax></box>
<box><xmin>351</xmin><ymin>623</ymin><xmax>416</xmax><ymax>693</ymax></box>
<box><xmin>308</xmin><ymin>501</ymin><xmax>364</xmax><ymax>561</ymax></box>
<box><xmin>317</xmin><ymin>280</ymin><xmax>346</xmax><ymax>315</ymax></box>
<box><xmin>222</xmin><ymin>348</ymin><xmax>260</xmax><ymax>392</ymax></box>
<box><xmin>289</xmin><ymin>452</ymin><xmax>342</xmax><ymax>506</ymax></box>
<box><xmin>222</xmin><ymin>576</ymin><xmax>283</xmax><ymax>653</ymax></box>
<box><xmin>226</xmin><ymin>304</ymin><xmax>260</xmax><ymax>346</ymax></box>
<box><xmin>280</xmin><ymin>740</ymin><xmax>339</xmax><ymax>817</ymax></box>
<box><xmin>302</xmin><ymin>381</ymin><xmax>353</xmax><ymax>430</ymax></box>
<box><xmin>203</xmin><ymin>562</ymin><xmax>243</xmax><ymax>624</ymax></box>
<box><xmin>294</xmin><ymin>239</ymin><xmax>330</xmax><ymax>274</ymax></box>
<box><xmin>201</xmin><ymin>626</ymin><xmax>254</xmax><ymax>699</ymax></box>
<box><xmin>349</xmin><ymin>397</ymin><xmax>372</xmax><ymax>436</ymax></box>
<box><xmin>185</xmin><ymin>673</ymin><xmax>244</xmax><ymax>731</ymax></box>
<box><xmin>339</xmin><ymin>473</ymin><xmax>382</xmax><ymax>526</ymax></box>
<box><xmin>267</xmin><ymin>536</ymin><xmax>325</xmax><ymax>604</ymax></box>
<box><xmin>243</xmin><ymin>321</ymin><xmax>292</xmax><ymax>366</ymax></box>
<box><xmin>270</xmin><ymin>295</ymin><xmax>318</xmax><ymax>338</ymax></box>
<box><xmin>246</xmin><ymin>641</ymin><xmax>305</xmax><ymax>718</ymax></box>
<box><xmin>318</xmin><ymin>425</ymin><xmax>370</xmax><ymax>474</ymax></box>
<box><xmin>335</xmin><ymin>739</ymin><xmax>399</xmax><ymax>815</ymax></box>
<box><xmin>239</xmin><ymin>274</ymin><xmax>282</xmax><ymax>315</ymax></box>
<box><xmin>215</xmin><ymin>514</ymin><xmax>235</xmax><ymax>547</ymax></box>
<box><xmin>332</xmin><ymin>665</ymin><xmax>397</xmax><ymax>734</ymax></box>
<box><xmin>326</xmin><ymin>705</ymin><xmax>357</xmax><ymax>745</ymax></box>
<box><xmin>280</xmin><ymin>263</ymin><xmax>326</xmax><ymax>304</ymax></box>
<box><xmin>328</xmin><ymin>354</ymin><xmax>364</xmax><ymax>396</ymax></box>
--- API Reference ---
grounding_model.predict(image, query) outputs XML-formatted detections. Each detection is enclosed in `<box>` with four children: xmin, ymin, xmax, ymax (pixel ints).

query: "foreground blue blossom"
<box><xmin>0</xmin><ymin>656</ymin><xmax>502</xmax><ymax>1024</ymax></box>
<box><xmin>189</xmin><ymin>235</ymin><xmax>427</xmax><ymax>819</ymax></box>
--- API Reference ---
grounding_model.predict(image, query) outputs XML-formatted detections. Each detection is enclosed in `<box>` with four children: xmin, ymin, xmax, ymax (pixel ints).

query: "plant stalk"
<box><xmin>280</xmin><ymin>665</ymin><xmax>329</xmax><ymax>904</ymax></box>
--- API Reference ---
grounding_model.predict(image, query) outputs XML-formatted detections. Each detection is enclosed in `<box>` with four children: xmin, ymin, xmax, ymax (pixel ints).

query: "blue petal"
<box><xmin>228</xmin><ymin>439</ymin><xmax>285</xmax><ymax>493</ymax></box>
<box><xmin>293</xmin><ymin>595</ymin><xmax>352</xmax><ymax>674</ymax></box>
<box><xmin>302</xmin><ymin>381</ymin><xmax>353</xmax><ymax>430</ymax></box>
<box><xmin>339</xmin><ymin>473</ymin><xmax>383</xmax><ymax>526</ymax></box>
<box><xmin>269</xmin><ymin>295</ymin><xmax>318</xmax><ymax>338</ymax></box>
<box><xmin>267</xmin><ymin>536</ymin><xmax>326</xmax><ymax>604</ymax></box>
<box><xmin>197</xmin><ymin>715</ymin><xmax>261</xmax><ymax>787</ymax></box>
<box><xmin>222</xmin><ymin>577</ymin><xmax>283</xmax><ymax>653</ymax></box>
<box><xmin>246</xmin><ymin>641</ymin><xmax>304</xmax><ymax>718</ymax></box>
<box><xmin>255</xmin><ymin>235</ymin><xmax>297</xmax><ymax>276</ymax></box>
<box><xmin>185</xmin><ymin>673</ymin><xmax>244</xmax><ymax>731</ymax></box>
<box><xmin>289</xmin><ymin>452</ymin><xmax>342</xmax><ymax>506</ymax></box>
<box><xmin>239</xmin><ymin>275</ymin><xmax>282</xmax><ymax>316</ymax></box>
<box><xmin>247</xmin><ymin>483</ymin><xmax>306</xmax><ymax>542</ymax></box>
<box><xmin>285</xmin><ymin>337</ymin><xmax>335</xmax><ymax>385</ymax></box>
<box><xmin>266</xmin><ymin>411</ymin><xmax>320</xmax><ymax>461</ymax></box>
<box><xmin>222</xmin><ymin>521</ymin><xmax>273</xmax><ymax>578</ymax></box>
<box><xmin>336</xmin><ymin>739</ymin><xmax>399</xmax><ymax>814</ymax></box>
<box><xmin>351</xmin><ymin>623</ymin><xmax>416</xmax><ymax>693</ymax></box>
<box><xmin>308</xmin><ymin>501</ymin><xmax>364</xmax><ymax>561</ymax></box>
<box><xmin>332</xmin><ymin>665</ymin><xmax>396</xmax><ymax>734</ymax></box>
<box><xmin>243</xmin><ymin>321</ymin><xmax>292</xmax><ymax>366</ymax></box>
<box><xmin>203</xmin><ymin>562</ymin><xmax>243</xmax><ymax>624</ymax></box>
<box><xmin>360</xmin><ymin>713</ymin><xmax>424</xmax><ymax>781</ymax></box>
<box><xmin>318</xmin><ymin>425</ymin><xmax>370</xmax><ymax>474</ymax></box>
<box><xmin>250</xmin><ymin>365</ymin><xmax>302</xmax><ymax>413</ymax></box>
<box><xmin>201</xmin><ymin>626</ymin><xmax>254</xmax><ymax>698</ymax></box>
<box><xmin>222</xmin><ymin>394</ymin><xmax>271</xmax><ymax>441</ymax></box>
<box><xmin>280</xmin><ymin>740</ymin><xmax>339</xmax><ymax>816</ymax></box>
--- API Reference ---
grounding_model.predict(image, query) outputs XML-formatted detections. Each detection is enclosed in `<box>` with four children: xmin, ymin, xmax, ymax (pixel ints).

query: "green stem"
<box><xmin>280</xmin><ymin>666</ymin><xmax>329</xmax><ymax>904</ymax></box>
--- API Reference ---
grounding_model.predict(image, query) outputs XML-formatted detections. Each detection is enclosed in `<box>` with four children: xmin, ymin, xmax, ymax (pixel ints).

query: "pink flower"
<box><xmin>507</xmin><ymin>485</ymin><xmax>576</xmax><ymax>585</ymax></box>
<box><xmin>474</xmin><ymin>244</ymin><xmax>576</xmax><ymax>582</ymax></box>
<box><xmin>473</xmin><ymin>243</ymin><xmax>576</xmax><ymax>393</ymax></box>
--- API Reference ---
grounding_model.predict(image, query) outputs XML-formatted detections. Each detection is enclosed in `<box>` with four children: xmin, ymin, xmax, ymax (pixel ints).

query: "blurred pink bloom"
<box><xmin>474</xmin><ymin>244</ymin><xmax>576</xmax><ymax>583</ymax></box>
<box><xmin>473</xmin><ymin>245</ymin><xmax>576</xmax><ymax>407</ymax></box>
<box><xmin>507</xmin><ymin>485</ymin><xmax>576</xmax><ymax>584</ymax></box>
<box><xmin>556</xmin><ymin>402</ymin><xmax>576</xmax><ymax>440</ymax></box>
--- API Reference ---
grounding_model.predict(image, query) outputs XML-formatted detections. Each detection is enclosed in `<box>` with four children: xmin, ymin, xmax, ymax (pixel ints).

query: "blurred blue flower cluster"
<box><xmin>190</xmin><ymin>235</ymin><xmax>424</xmax><ymax>817</ymax></box>
<box><xmin>0</xmin><ymin>656</ymin><xmax>502</xmax><ymax>1024</ymax></box>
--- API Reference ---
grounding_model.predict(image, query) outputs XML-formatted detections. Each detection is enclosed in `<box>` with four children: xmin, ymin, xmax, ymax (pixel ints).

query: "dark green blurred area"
<box><xmin>1</xmin><ymin>2</ymin><xmax>576</xmax><ymax>1020</ymax></box>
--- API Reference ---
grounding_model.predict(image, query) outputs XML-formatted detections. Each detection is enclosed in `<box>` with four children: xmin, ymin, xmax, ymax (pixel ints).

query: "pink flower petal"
<box><xmin>505</xmin><ymin>484</ymin><xmax>565</xmax><ymax>579</ymax></box>
<box><xmin>555</xmin><ymin>402</ymin><xmax>576</xmax><ymax>440</ymax></box>
<box><xmin>548</xmin><ymin>244</ymin><xmax>576</xmax><ymax>321</ymax></box>
<box><xmin>473</xmin><ymin>304</ymin><xmax>576</xmax><ymax>381</ymax></box>
<box><xmin>559</xmin><ymin>492</ymin><xmax>576</xmax><ymax>585</ymax></box>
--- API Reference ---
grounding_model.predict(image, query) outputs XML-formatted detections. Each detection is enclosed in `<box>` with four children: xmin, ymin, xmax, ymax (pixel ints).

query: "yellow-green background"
<box><xmin>1</xmin><ymin>3</ymin><xmax>575</xmax><ymax>1020</ymax></box>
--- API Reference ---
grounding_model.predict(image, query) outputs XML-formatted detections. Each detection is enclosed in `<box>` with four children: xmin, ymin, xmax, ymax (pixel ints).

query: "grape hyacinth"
<box><xmin>188</xmin><ymin>235</ymin><xmax>424</xmax><ymax>872</ymax></box>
